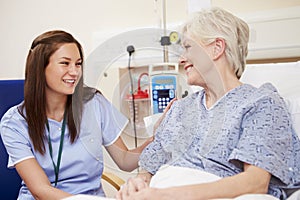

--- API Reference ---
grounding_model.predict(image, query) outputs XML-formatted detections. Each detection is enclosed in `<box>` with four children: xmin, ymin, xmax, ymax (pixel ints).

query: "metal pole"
<box><xmin>162</xmin><ymin>0</ymin><xmax>169</xmax><ymax>62</ymax></box>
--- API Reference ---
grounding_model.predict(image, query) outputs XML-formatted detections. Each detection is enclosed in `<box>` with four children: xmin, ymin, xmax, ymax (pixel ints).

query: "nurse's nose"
<box><xmin>68</xmin><ymin>63</ymin><xmax>80</xmax><ymax>75</ymax></box>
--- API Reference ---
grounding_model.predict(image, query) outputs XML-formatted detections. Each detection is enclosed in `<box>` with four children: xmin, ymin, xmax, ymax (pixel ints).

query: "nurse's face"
<box><xmin>45</xmin><ymin>43</ymin><xmax>82</xmax><ymax>97</ymax></box>
<box><xmin>179</xmin><ymin>34</ymin><xmax>214</xmax><ymax>87</ymax></box>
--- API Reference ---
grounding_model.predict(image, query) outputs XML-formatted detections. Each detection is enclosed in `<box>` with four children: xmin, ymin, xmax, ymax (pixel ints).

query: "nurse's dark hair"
<box><xmin>19</xmin><ymin>30</ymin><xmax>84</xmax><ymax>155</ymax></box>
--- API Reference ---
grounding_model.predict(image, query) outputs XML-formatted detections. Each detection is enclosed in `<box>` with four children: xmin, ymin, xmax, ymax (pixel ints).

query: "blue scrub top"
<box><xmin>0</xmin><ymin>93</ymin><xmax>128</xmax><ymax>199</ymax></box>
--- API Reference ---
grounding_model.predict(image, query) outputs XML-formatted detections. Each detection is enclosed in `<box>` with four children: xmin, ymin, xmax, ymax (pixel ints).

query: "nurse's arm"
<box><xmin>15</xmin><ymin>158</ymin><xmax>72</xmax><ymax>200</ymax></box>
<box><xmin>105</xmin><ymin>136</ymin><xmax>153</xmax><ymax>172</ymax></box>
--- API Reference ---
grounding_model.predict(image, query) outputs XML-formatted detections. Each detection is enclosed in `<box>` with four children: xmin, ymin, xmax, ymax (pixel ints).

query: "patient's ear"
<box><xmin>212</xmin><ymin>38</ymin><xmax>225</xmax><ymax>60</ymax></box>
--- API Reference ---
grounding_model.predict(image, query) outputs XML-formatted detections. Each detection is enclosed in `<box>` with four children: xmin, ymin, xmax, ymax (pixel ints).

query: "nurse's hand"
<box><xmin>153</xmin><ymin>98</ymin><xmax>177</xmax><ymax>134</ymax></box>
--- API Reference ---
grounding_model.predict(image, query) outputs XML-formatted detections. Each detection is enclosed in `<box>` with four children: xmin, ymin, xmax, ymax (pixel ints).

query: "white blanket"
<box><xmin>150</xmin><ymin>165</ymin><xmax>279</xmax><ymax>200</ymax></box>
<box><xmin>64</xmin><ymin>165</ymin><xmax>300</xmax><ymax>200</ymax></box>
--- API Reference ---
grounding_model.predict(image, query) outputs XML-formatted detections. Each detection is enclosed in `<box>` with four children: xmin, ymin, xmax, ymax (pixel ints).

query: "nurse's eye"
<box><xmin>76</xmin><ymin>62</ymin><xmax>82</xmax><ymax>67</ymax></box>
<box><xmin>60</xmin><ymin>61</ymin><xmax>69</xmax><ymax>66</ymax></box>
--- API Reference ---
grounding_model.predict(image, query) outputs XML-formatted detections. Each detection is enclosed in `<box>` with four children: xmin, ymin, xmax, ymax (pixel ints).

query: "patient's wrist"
<box><xmin>137</xmin><ymin>169</ymin><xmax>152</xmax><ymax>185</ymax></box>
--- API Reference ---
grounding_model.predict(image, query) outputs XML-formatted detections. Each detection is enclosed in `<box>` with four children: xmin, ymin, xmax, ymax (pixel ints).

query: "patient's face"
<box><xmin>180</xmin><ymin>33</ymin><xmax>215</xmax><ymax>87</ymax></box>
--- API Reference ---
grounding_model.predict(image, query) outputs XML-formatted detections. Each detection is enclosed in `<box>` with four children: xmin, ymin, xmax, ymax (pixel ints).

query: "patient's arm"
<box><xmin>136</xmin><ymin>169</ymin><xmax>153</xmax><ymax>185</ymax></box>
<box><xmin>116</xmin><ymin>163</ymin><xmax>271</xmax><ymax>200</ymax></box>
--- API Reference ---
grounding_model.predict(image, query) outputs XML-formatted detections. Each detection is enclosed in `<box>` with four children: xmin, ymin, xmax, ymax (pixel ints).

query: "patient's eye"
<box><xmin>184</xmin><ymin>44</ymin><xmax>191</xmax><ymax>49</ymax></box>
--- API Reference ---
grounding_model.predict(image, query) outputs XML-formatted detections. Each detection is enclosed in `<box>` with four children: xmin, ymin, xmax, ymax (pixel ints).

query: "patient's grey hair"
<box><xmin>182</xmin><ymin>7</ymin><xmax>249</xmax><ymax>79</ymax></box>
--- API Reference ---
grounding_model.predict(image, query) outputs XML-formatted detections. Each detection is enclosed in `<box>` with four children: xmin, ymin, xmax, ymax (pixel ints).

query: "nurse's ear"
<box><xmin>212</xmin><ymin>38</ymin><xmax>225</xmax><ymax>60</ymax></box>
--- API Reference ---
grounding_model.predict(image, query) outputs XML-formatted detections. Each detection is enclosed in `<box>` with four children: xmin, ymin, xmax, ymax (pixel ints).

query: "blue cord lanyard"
<box><xmin>46</xmin><ymin>111</ymin><xmax>67</xmax><ymax>187</ymax></box>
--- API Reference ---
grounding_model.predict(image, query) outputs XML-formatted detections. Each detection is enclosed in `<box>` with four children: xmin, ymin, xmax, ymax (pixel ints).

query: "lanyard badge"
<box><xmin>46</xmin><ymin>111</ymin><xmax>67</xmax><ymax>187</ymax></box>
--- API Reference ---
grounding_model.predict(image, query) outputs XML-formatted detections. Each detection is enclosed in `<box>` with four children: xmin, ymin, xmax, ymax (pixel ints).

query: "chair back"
<box><xmin>0</xmin><ymin>80</ymin><xmax>24</xmax><ymax>199</ymax></box>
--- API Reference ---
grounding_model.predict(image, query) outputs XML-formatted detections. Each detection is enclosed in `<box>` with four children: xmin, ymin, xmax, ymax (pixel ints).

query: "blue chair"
<box><xmin>0</xmin><ymin>80</ymin><xmax>24</xmax><ymax>199</ymax></box>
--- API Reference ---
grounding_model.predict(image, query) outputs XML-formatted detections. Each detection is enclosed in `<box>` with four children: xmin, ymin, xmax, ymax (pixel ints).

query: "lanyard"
<box><xmin>46</xmin><ymin>111</ymin><xmax>67</xmax><ymax>187</ymax></box>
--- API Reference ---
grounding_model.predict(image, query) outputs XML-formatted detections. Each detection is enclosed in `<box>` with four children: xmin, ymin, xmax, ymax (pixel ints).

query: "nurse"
<box><xmin>0</xmin><ymin>30</ymin><xmax>153</xmax><ymax>199</ymax></box>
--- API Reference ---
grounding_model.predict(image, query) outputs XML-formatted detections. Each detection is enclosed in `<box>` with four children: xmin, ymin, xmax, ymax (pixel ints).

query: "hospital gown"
<box><xmin>139</xmin><ymin>83</ymin><xmax>300</xmax><ymax>199</ymax></box>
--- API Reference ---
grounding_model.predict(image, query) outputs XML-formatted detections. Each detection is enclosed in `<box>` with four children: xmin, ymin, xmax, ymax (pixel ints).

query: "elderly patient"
<box><xmin>117</xmin><ymin>7</ymin><xmax>300</xmax><ymax>200</ymax></box>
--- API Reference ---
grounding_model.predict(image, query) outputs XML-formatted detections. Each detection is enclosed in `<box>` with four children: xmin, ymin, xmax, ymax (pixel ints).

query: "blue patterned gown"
<box><xmin>139</xmin><ymin>83</ymin><xmax>300</xmax><ymax>199</ymax></box>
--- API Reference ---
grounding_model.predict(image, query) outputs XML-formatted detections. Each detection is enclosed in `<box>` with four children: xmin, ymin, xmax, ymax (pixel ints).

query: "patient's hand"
<box><xmin>116</xmin><ymin>176</ymin><xmax>148</xmax><ymax>199</ymax></box>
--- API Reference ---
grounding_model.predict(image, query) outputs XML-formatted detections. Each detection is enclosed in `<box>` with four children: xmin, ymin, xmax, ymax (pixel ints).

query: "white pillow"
<box><xmin>285</xmin><ymin>97</ymin><xmax>300</xmax><ymax>138</ymax></box>
<box><xmin>240</xmin><ymin>61</ymin><xmax>300</xmax><ymax>137</ymax></box>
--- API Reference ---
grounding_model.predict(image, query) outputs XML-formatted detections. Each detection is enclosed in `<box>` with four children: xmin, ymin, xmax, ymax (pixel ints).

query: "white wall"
<box><xmin>1</xmin><ymin>0</ymin><xmax>300</xmax><ymax>80</ymax></box>
<box><xmin>0</xmin><ymin>0</ymin><xmax>187</xmax><ymax>79</ymax></box>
